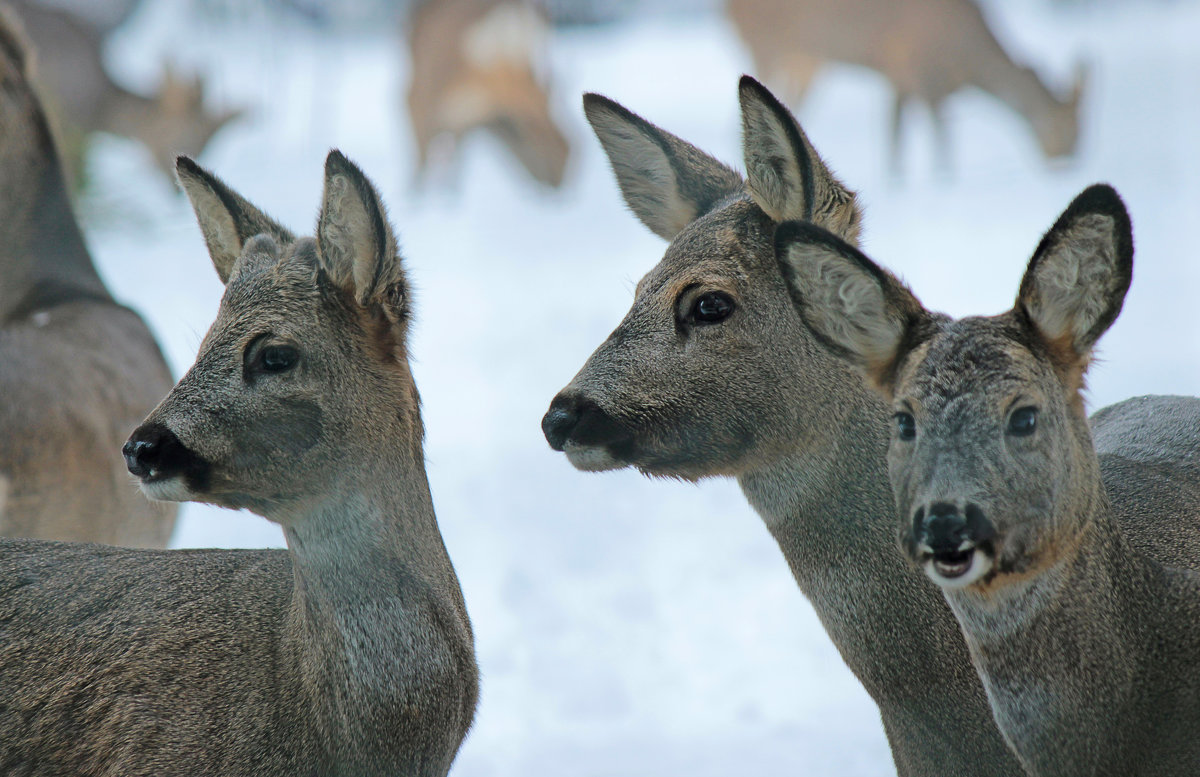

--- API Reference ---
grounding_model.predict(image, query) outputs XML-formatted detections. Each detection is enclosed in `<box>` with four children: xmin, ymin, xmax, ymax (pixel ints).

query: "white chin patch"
<box><xmin>138</xmin><ymin>476</ymin><xmax>195</xmax><ymax>503</ymax></box>
<box><xmin>564</xmin><ymin>443</ymin><xmax>624</xmax><ymax>473</ymax></box>
<box><xmin>924</xmin><ymin>550</ymin><xmax>993</xmax><ymax>589</ymax></box>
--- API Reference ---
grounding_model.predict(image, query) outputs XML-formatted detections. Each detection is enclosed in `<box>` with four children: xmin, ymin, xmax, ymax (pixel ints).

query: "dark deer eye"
<box><xmin>1008</xmin><ymin>406</ymin><xmax>1038</xmax><ymax>437</ymax></box>
<box><xmin>260</xmin><ymin>345</ymin><xmax>298</xmax><ymax>373</ymax></box>
<box><xmin>895</xmin><ymin>412</ymin><xmax>916</xmax><ymax>441</ymax></box>
<box><xmin>692</xmin><ymin>292</ymin><xmax>735</xmax><ymax>324</ymax></box>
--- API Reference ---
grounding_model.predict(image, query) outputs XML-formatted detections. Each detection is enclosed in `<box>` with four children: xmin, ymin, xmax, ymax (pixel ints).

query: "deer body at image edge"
<box><xmin>0</xmin><ymin>150</ymin><xmax>478</xmax><ymax>776</ymax></box>
<box><xmin>0</xmin><ymin>7</ymin><xmax>176</xmax><ymax>545</ymax></box>
<box><xmin>779</xmin><ymin>185</ymin><xmax>1200</xmax><ymax>776</ymax></box>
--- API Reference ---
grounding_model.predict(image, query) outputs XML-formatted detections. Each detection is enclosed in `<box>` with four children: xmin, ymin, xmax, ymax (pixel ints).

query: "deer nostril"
<box><xmin>541</xmin><ymin>398</ymin><xmax>580</xmax><ymax>452</ymax></box>
<box><xmin>122</xmin><ymin>438</ymin><xmax>159</xmax><ymax>478</ymax></box>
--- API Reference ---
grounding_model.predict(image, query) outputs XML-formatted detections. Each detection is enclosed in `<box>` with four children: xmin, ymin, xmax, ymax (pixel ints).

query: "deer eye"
<box><xmin>895</xmin><ymin>412</ymin><xmax>916</xmax><ymax>441</ymax></box>
<box><xmin>1007</xmin><ymin>406</ymin><xmax>1038</xmax><ymax>437</ymax></box>
<box><xmin>691</xmin><ymin>292</ymin><xmax>735</xmax><ymax>324</ymax></box>
<box><xmin>260</xmin><ymin>345</ymin><xmax>299</xmax><ymax>373</ymax></box>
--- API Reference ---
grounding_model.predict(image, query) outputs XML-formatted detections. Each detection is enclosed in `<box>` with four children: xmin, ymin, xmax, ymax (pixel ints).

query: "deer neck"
<box><xmin>973</xmin><ymin>61</ymin><xmax>1068</xmax><ymax>145</ymax></box>
<box><xmin>946</xmin><ymin>494</ymin><xmax>1150</xmax><ymax>773</ymax></box>
<box><xmin>737</xmin><ymin>376</ymin><xmax>894</xmax><ymax>572</ymax></box>
<box><xmin>98</xmin><ymin>86</ymin><xmax>165</xmax><ymax>147</ymax></box>
<box><xmin>0</xmin><ymin>106</ymin><xmax>106</xmax><ymax>322</ymax></box>
<box><xmin>282</xmin><ymin>448</ymin><xmax>456</xmax><ymax>613</ymax></box>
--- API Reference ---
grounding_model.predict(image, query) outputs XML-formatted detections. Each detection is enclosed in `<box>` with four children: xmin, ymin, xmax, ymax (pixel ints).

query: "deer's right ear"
<box><xmin>316</xmin><ymin>150</ymin><xmax>407</xmax><ymax>323</ymax></box>
<box><xmin>739</xmin><ymin>76</ymin><xmax>861</xmax><ymax>244</ymax></box>
<box><xmin>775</xmin><ymin>221</ymin><xmax>925</xmax><ymax>392</ymax></box>
<box><xmin>176</xmin><ymin>156</ymin><xmax>294</xmax><ymax>284</ymax></box>
<box><xmin>583</xmin><ymin>93</ymin><xmax>744</xmax><ymax>241</ymax></box>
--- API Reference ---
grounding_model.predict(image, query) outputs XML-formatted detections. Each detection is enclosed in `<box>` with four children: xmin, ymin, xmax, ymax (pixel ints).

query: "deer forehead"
<box><xmin>897</xmin><ymin>319</ymin><xmax>1050</xmax><ymax>413</ymax></box>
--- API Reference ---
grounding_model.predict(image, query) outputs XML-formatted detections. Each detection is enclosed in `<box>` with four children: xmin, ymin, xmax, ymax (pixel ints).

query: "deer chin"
<box><xmin>922</xmin><ymin>544</ymin><xmax>994</xmax><ymax>589</ymax></box>
<box><xmin>563</xmin><ymin>442</ymin><xmax>626</xmax><ymax>473</ymax></box>
<box><xmin>137</xmin><ymin>475</ymin><xmax>197</xmax><ymax>503</ymax></box>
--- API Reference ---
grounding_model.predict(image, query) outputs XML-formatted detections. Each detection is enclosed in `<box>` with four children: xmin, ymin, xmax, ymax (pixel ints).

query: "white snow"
<box><xmin>76</xmin><ymin>1</ymin><xmax>1200</xmax><ymax>774</ymax></box>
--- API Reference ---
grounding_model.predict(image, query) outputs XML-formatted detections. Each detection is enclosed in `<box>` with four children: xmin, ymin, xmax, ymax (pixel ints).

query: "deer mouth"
<box><xmin>922</xmin><ymin>542</ymin><xmax>994</xmax><ymax>588</ymax></box>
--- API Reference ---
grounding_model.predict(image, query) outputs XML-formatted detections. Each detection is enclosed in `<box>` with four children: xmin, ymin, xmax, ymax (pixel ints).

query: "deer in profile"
<box><xmin>8</xmin><ymin>0</ymin><xmax>242</xmax><ymax>187</ymax></box>
<box><xmin>542</xmin><ymin>76</ymin><xmax>1200</xmax><ymax>775</ymax></box>
<box><xmin>0</xmin><ymin>150</ymin><xmax>478</xmax><ymax>775</ymax></box>
<box><xmin>406</xmin><ymin>0</ymin><xmax>569</xmax><ymax>189</ymax></box>
<box><xmin>727</xmin><ymin>0</ymin><xmax>1086</xmax><ymax>172</ymax></box>
<box><xmin>780</xmin><ymin>184</ymin><xmax>1200</xmax><ymax>775</ymax></box>
<box><xmin>0</xmin><ymin>8</ymin><xmax>176</xmax><ymax>546</ymax></box>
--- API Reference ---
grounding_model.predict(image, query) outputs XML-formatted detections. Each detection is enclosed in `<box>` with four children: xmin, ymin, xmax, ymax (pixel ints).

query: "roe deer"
<box><xmin>778</xmin><ymin>184</ymin><xmax>1200</xmax><ymax>776</ymax></box>
<box><xmin>0</xmin><ymin>8</ymin><xmax>176</xmax><ymax>546</ymax></box>
<box><xmin>727</xmin><ymin>0</ymin><xmax>1086</xmax><ymax>172</ymax></box>
<box><xmin>542</xmin><ymin>77</ymin><xmax>1200</xmax><ymax>775</ymax></box>
<box><xmin>406</xmin><ymin>0</ymin><xmax>569</xmax><ymax>189</ymax></box>
<box><xmin>8</xmin><ymin>0</ymin><xmax>242</xmax><ymax>186</ymax></box>
<box><xmin>0</xmin><ymin>150</ymin><xmax>478</xmax><ymax>775</ymax></box>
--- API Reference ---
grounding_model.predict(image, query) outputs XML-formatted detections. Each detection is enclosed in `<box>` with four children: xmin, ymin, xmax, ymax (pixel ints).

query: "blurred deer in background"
<box><xmin>727</xmin><ymin>0</ymin><xmax>1086</xmax><ymax>173</ymax></box>
<box><xmin>0</xmin><ymin>7</ymin><xmax>176</xmax><ymax>546</ymax></box>
<box><xmin>406</xmin><ymin>0</ymin><xmax>569</xmax><ymax>189</ymax></box>
<box><xmin>0</xmin><ymin>149</ymin><xmax>479</xmax><ymax>775</ymax></box>
<box><xmin>780</xmin><ymin>185</ymin><xmax>1200</xmax><ymax>776</ymax></box>
<box><xmin>8</xmin><ymin>0</ymin><xmax>243</xmax><ymax>188</ymax></box>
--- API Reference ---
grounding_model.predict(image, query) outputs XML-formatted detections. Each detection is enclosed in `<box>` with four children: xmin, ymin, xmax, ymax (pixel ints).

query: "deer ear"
<box><xmin>176</xmin><ymin>156</ymin><xmax>294</xmax><ymax>284</ymax></box>
<box><xmin>740</xmin><ymin>76</ymin><xmax>861</xmax><ymax>244</ymax></box>
<box><xmin>583</xmin><ymin>92</ymin><xmax>744</xmax><ymax>241</ymax></box>
<box><xmin>317</xmin><ymin>150</ymin><xmax>407</xmax><ymax>320</ymax></box>
<box><xmin>775</xmin><ymin>221</ymin><xmax>926</xmax><ymax>392</ymax></box>
<box><xmin>1017</xmin><ymin>184</ymin><xmax>1132</xmax><ymax>365</ymax></box>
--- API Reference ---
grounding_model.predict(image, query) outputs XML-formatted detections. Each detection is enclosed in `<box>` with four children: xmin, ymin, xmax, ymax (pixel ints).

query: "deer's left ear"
<box><xmin>1017</xmin><ymin>184</ymin><xmax>1133</xmax><ymax>364</ymax></box>
<box><xmin>775</xmin><ymin>221</ymin><xmax>928</xmax><ymax>394</ymax></box>
<box><xmin>316</xmin><ymin>150</ymin><xmax>407</xmax><ymax>322</ymax></box>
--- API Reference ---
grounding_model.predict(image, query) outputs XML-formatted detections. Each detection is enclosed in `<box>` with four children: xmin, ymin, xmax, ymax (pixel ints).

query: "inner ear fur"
<box><xmin>739</xmin><ymin>75</ymin><xmax>861</xmax><ymax>245</ymax></box>
<box><xmin>775</xmin><ymin>220</ymin><xmax>928</xmax><ymax>392</ymax></box>
<box><xmin>1017</xmin><ymin>184</ymin><xmax>1133</xmax><ymax>372</ymax></box>
<box><xmin>582</xmin><ymin>92</ymin><xmax>744</xmax><ymax>241</ymax></box>
<box><xmin>175</xmin><ymin>156</ymin><xmax>294</xmax><ymax>284</ymax></box>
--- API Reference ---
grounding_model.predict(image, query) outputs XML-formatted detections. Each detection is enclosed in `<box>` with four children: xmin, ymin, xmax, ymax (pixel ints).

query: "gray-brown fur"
<box><xmin>6</xmin><ymin>0</ymin><xmax>242</xmax><ymax>186</ymax></box>
<box><xmin>0</xmin><ymin>7</ymin><xmax>176</xmax><ymax>546</ymax></box>
<box><xmin>0</xmin><ymin>151</ymin><xmax>478</xmax><ymax>775</ymax></box>
<box><xmin>545</xmin><ymin>79</ymin><xmax>1200</xmax><ymax>775</ymax></box>
<box><xmin>779</xmin><ymin>185</ymin><xmax>1200</xmax><ymax>776</ymax></box>
<box><xmin>727</xmin><ymin>0</ymin><xmax>1086</xmax><ymax>171</ymax></box>
<box><xmin>543</xmin><ymin>76</ymin><xmax>1024</xmax><ymax>775</ymax></box>
<box><xmin>406</xmin><ymin>0</ymin><xmax>569</xmax><ymax>188</ymax></box>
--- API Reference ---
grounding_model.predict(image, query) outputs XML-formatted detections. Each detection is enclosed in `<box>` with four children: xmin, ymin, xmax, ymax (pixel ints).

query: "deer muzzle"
<box><xmin>911</xmin><ymin>502</ymin><xmax>996</xmax><ymax>588</ymax></box>
<box><xmin>123</xmin><ymin>422</ymin><xmax>210</xmax><ymax>500</ymax></box>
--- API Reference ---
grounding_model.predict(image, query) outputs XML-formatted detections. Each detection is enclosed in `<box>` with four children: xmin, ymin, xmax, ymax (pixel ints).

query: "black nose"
<box><xmin>917</xmin><ymin>502</ymin><xmax>994</xmax><ymax>551</ymax></box>
<box><xmin>544</xmin><ymin>398</ymin><xmax>576</xmax><ymax>453</ymax></box>
<box><xmin>123</xmin><ymin>423</ymin><xmax>195</xmax><ymax>482</ymax></box>
<box><xmin>541</xmin><ymin>392</ymin><xmax>632</xmax><ymax>452</ymax></box>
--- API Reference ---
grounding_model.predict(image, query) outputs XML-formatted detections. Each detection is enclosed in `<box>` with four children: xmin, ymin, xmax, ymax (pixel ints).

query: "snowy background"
<box><xmin>68</xmin><ymin>0</ymin><xmax>1200</xmax><ymax>773</ymax></box>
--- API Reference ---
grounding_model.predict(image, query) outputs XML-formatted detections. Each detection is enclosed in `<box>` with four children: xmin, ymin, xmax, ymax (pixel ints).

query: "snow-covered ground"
<box><xmin>77</xmin><ymin>1</ymin><xmax>1200</xmax><ymax>774</ymax></box>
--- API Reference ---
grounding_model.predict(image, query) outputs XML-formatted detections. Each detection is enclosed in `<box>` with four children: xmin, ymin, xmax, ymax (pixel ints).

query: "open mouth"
<box><xmin>930</xmin><ymin>547</ymin><xmax>976</xmax><ymax>579</ymax></box>
<box><xmin>920</xmin><ymin>541</ymin><xmax>993</xmax><ymax>588</ymax></box>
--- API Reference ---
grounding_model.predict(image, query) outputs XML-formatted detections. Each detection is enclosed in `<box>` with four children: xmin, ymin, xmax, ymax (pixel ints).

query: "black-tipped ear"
<box><xmin>775</xmin><ymin>220</ymin><xmax>927</xmax><ymax>392</ymax></box>
<box><xmin>176</xmin><ymin>156</ymin><xmax>294</xmax><ymax>284</ymax></box>
<box><xmin>317</xmin><ymin>150</ymin><xmax>406</xmax><ymax>320</ymax></box>
<box><xmin>1016</xmin><ymin>184</ymin><xmax>1133</xmax><ymax>363</ymax></box>
<box><xmin>583</xmin><ymin>92</ymin><xmax>743</xmax><ymax>241</ymax></box>
<box><xmin>739</xmin><ymin>76</ymin><xmax>861</xmax><ymax>244</ymax></box>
